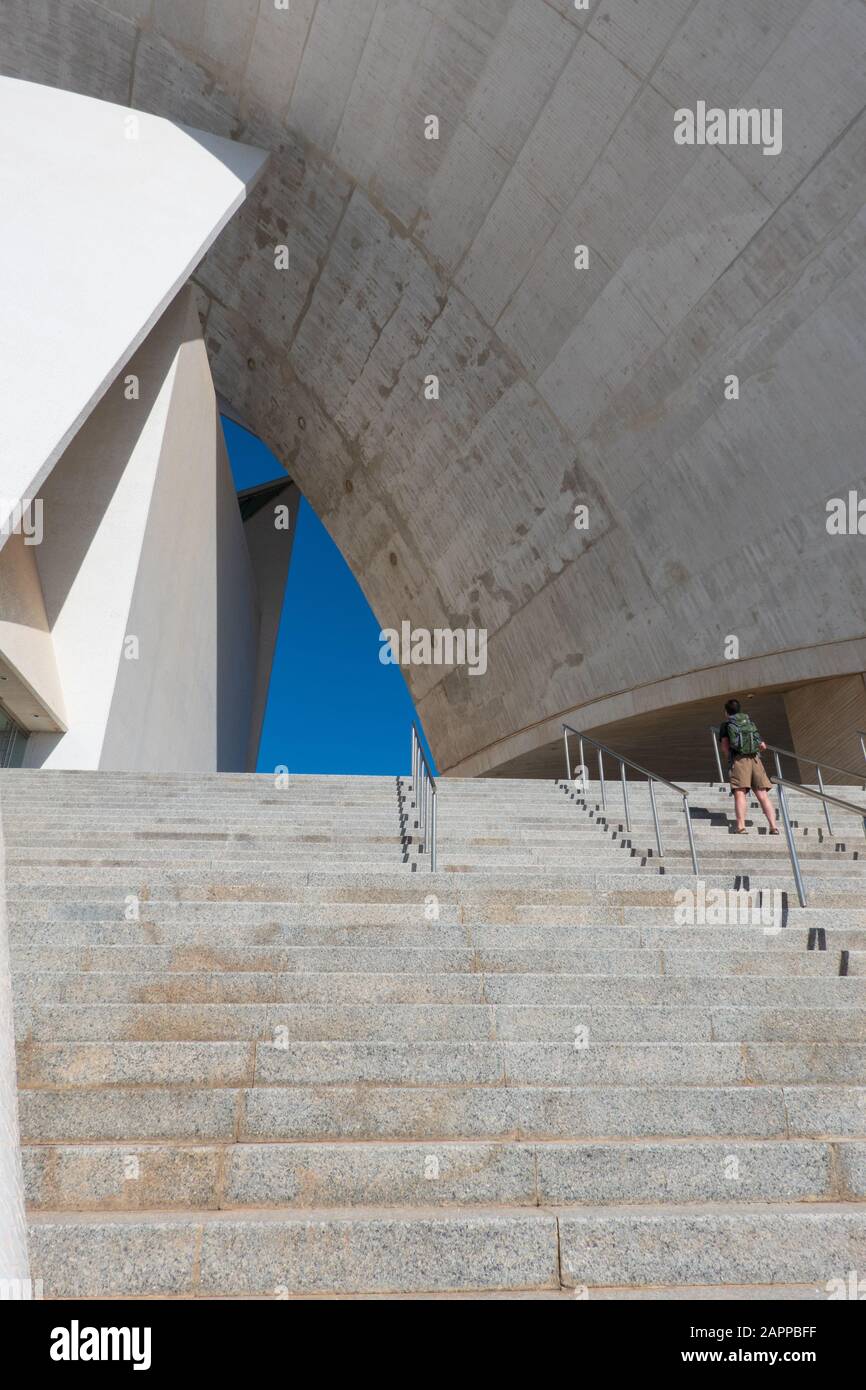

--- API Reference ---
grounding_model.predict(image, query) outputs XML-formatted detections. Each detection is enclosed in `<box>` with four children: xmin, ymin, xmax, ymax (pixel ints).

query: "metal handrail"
<box><xmin>764</xmin><ymin>743</ymin><xmax>865</xmax><ymax>782</ymax></box>
<box><xmin>562</xmin><ymin>723</ymin><xmax>699</xmax><ymax>874</ymax></box>
<box><xmin>709</xmin><ymin>725</ymin><xmax>865</xmax><ymax>835</ymax></box>
<box><xmin>771</xmin><ymin>776</ymin><xmax>866</xmax><ymax>907</ymax></box>
<box><xmin>410</xmin><ymin>722</ymin><xmax>437</xmax><ymax>871</ymax></box>
<box><xmin>858</xmin><ymin>730</ymin><xmax>866</xmax><ymax>765</ymax></box>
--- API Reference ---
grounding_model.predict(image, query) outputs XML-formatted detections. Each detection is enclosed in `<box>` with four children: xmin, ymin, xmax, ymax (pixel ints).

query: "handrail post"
<box><xmin>562</xmin><ymin>726</ymin><xmax>570</xmax><ymax>783</ymax></box>
<box><xmin>648</xmin><ymin>777</ymin><xmax>664</xmax><ymax>858</ymax></box>
<box><xmin>578</xmin><ymin>737</ymin><xmax>585</xmax><ymax>784</ymax></box>
<box><xmin>860</xmin><ymin>731</ymin><xmax>866</xmax><ymax>766</ymax></box>
<box><xmin>776</xmin><ymin>781</ymin><xmax>807</xmax><ymax>907</ymax></box>
<box><xmin>422</xmin><ymin>774</ymin><xmax>428</xmax><ymax>852</ymax></box>
<box><xmin>563</xmin><ymin>721</ymin><xmax>705</xmax><ymax>875</ymax></box>
<box><xmin>815</xmin><ymin>765</ymin><xmax>833</xmax><ymax>837</ymax></box>
<box><xmin>683</xmin><ymin>796</ymin><xmax>699</xmax><ymax>876</ymax></box>
<box><xmin>711</xmin><ymin>727</ymin><xmax>725</xmax><ymax>785</ymax></box>
<box><xmin>620</xmin><ymin>761</ymin><xmax>630</xmax><ymax>833</ymax></box>
<box><xmin>410</xmin><ymin>721</ymin><xmax>438</xmax><ymax>870</ymax></box>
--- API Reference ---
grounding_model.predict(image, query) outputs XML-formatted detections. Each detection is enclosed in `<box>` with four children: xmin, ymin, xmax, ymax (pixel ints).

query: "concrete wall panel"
<box><xmin>784</xmin><ymin>675</ymin><xmax>866</xmax><ymax>784</ymax></box>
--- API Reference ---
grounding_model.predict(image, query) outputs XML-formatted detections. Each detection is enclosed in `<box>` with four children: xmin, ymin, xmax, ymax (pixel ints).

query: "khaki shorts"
<box><xmin>729</xmin><ymin>755</ymin><xmax>771</xmax><ymax>791</ymax></box>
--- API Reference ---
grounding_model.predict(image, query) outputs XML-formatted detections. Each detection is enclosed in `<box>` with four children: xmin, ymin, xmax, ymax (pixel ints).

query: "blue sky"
<box><xmin>223</xmin><ymin>417</ymin><xmax>434</xmax><ymax>775</ymax></box>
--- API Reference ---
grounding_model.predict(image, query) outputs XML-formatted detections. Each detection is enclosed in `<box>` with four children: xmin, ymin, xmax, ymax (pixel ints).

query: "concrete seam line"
<box><xmin>0</xmin><ymin>776</ymin><xmax>31</xmax><ymax>1291</ymax></box>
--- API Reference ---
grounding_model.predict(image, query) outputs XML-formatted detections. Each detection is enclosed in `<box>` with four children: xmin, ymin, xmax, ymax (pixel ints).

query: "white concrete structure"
<box><xmin>0</xmin><ymin>78</ymin><xmax>297</xmax><ymax>775</ymax></box>
<box><xmin>0</xmin><ymin>77</ymin><xmax>266</xmax><ymax>537</ymax></box>
<box><xmin>20</xmin><ymin>287</ymin><xmax>261</xmax><ymax>772</ymax></box>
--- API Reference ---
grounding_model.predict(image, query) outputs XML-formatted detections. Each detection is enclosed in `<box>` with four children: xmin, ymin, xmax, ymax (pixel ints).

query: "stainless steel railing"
<box><xmin>858</xmin><ymin>730</ymin><xmax>866</xmax><ymax>765</ymax></box>
<box><xmin>708</xmin><ymin>725</ymin><xmax>865</xmax><ymax>836</ymax></box>
<box><xmin>410</xmin><ymin>722</ymin><xmax>437</xmax><ymax>871</ymax></box>
<box><xmin>765</xmin><ymin>744</ymin><xmax>865</xmax><ymax>838</ymax></box>
<box><xmin>771</xmin><ymin>777</ymin><xmax>866</xmax><ymax>907</ymax></box>
<box><xmin>562</xmin><ymin>723</ymin><xmax>699</xmax><ymax>875</ymax></box>
<box><xmin>709</xmin><ymin>724</ymin><xmax>729</xmax><ymax>787</ymax></box>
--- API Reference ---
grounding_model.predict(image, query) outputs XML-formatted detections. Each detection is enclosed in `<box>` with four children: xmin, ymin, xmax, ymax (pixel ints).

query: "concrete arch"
<box><xmin>4</xmin><ymin>0</ymin><xmax>866</xmax><ymax>775</ymax></box>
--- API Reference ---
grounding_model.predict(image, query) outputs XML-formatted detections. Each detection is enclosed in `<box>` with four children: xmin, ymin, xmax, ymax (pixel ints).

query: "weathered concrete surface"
<box><xmin>4</xmin><ymin>0</ymin><xmax>866</xmax><ymax>774</ymax></box>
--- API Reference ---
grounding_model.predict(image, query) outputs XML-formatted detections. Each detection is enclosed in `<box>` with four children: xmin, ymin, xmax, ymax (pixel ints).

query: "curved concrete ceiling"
<box><xmin>4</xmin><ymin>0</ymin><xmax>866</xmax><ymax>776</ymax></box>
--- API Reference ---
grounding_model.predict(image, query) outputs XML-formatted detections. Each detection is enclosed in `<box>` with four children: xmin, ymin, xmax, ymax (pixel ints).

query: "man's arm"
<box><xmin>720</xmin><ymin>736</ymin><xmax>731</xmax><ymax>759</ymax></box>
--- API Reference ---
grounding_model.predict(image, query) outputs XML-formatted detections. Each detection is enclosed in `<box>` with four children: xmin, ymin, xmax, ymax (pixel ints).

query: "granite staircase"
<box><xmin>4</xmin><ymin>767</ymin><xmax>866</xmax><ymax>1299</ymax></box>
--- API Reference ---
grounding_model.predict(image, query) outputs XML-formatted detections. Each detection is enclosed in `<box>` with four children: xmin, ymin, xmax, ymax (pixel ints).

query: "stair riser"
<box><xmin>15</xmin><ymin>1000</ymin><xmax>866</xmax><ymax>1045</ymax></box>
<box><xmin>23</xmin><ymin>1140</ymin><xmax>864</xmax><ymax>1211</ymax></box>
<box><xmin>14</xmin><ymin>972</ymin><xmax>866</xmax><ymax>1010</ymax></box>
<box><xmin>9</xmin><ymin>945</ymin><xmax>847</xmax><ymax>975</ymax></box>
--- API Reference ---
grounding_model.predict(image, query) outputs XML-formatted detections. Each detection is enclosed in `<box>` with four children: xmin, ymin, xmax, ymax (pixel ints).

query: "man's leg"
<box><xmin>755</xmin><ymin>788</ymin><xmax>778</xmax><ymax>832</ymax></box>
<box><xmin>732</xmin><ymin>787</ymin><xmax>748</xmax><ymax>831</ymax></box>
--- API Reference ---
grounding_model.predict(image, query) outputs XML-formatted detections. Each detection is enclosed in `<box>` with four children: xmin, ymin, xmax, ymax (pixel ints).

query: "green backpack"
<box><xmin>725</xmin><ymin>712</ymin><xmax>761</xmax><ymax>757</ymax></box>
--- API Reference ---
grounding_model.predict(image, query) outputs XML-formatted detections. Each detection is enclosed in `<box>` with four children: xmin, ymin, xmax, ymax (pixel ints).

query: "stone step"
<box><xmin>11</xmin><ymin>873</ymin><xmax>866</xmax><ymax>901</ymax></box>
<box><xmin>6</xmin><ymin>848</ymin><xmax>412</xmax><ymax>864</ymax></box>
<box><xmin>3</xmin><ymin>828</ymin><xmax>411</xmax><ymax>839</ymax></box>
<box><xmin>9</xmin><ymin>922</ymin><xmax>866</xmax><ymax>954</ymax></box>
<box><xmin>18</xmin><ymin>1000</ymin><xmax>866</xmax><ymax>1045</ymax></box>
<box><xmin>98</xmin><ymin>1285</ymin><xmax>827</xmax><ymax>1300</ymax></box>
<box><xmin>8</xmin><ymin>896</ymin><xmax>866</xmax><ymax>929</ymax></box>
<box><xmin>14</xmin><ymin>1032</ymin><xmax>866</xmax><ymax>1082</ymax></box>
<box><xmin>8</xmin><ymin>943</ymin><xmax>848</xmax><ymax>975</ymax></box>
<box><xmin>8</xmin><ymin>921</ymin><xmax>474</xmax><ymax>948</ymax></box>
<box><xmin>13</xmin><ymin>966</ymin><xmax>866</xmax><ymax>1011</ymax></box>
<box><xmin>557</xmin><ymin>1204</ymin><xmax>866</xmax><ymax>1291</ymax></box>
<box><xmin>18</xmin><ymin>1080</ymin><xmax>866</xmax><ymax>1143</ymax></box>
<box><xmin>22</xmin><ymin>1138</ymin><xmax>864</xmax><ymax>1212</ymax></box>
<box><xmin>5</xmin><ymin>900</ymin><xmax>470</xmax><ymax>925</ymax></box>
<box><xmin>24</xmin><ymin>1202</ymin><xmax>866</xmax><ymax>1297</ymax></box>
<box><xmin>10</xmin><ymin>822</ymin><xmax>845</xmax><ymax>845</ymax></box>
<box><xmin>5</xmin><ymin>854</ymin><xmax>861</xmax><ymax>885</ymax></box>
<box><xmin>25</xmin><ymin>1206</ymin><xmax>559</xmax><ymax>1297</ymax></box>
<box><xmin>14</xmin><ymin>852</ymin><xmax>718</xmax><ymax>868</ymax></box>
<box><xmin>229</xmin><ymin>1083</ymin><xmax>866</xmax><ymax>1141</ymax></box>
<box><xmin>6</xmin><ymin>818</ymin><xmax>839</xmax><ymax>841</ymax></box>
<box><xmin>14</xmin><ymin>968</ymin><xmax>487</xmax><ymax>1005</ymax></box>
<box><xmin>0</xmin><ymin>811</ymin><xmax>750</xmax><ymax>827</ymax></box>
<box><xmin>33</xmin><ymin>850</ymin><xmax>848</xmax><ymax>873</ymax></box>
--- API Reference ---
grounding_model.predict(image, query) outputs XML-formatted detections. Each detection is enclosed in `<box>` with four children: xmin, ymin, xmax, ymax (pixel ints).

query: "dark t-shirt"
<box><xmin>718</xmin><ymin>722</ymin><xmax>735</xmax><ymax>765</ymax></box>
